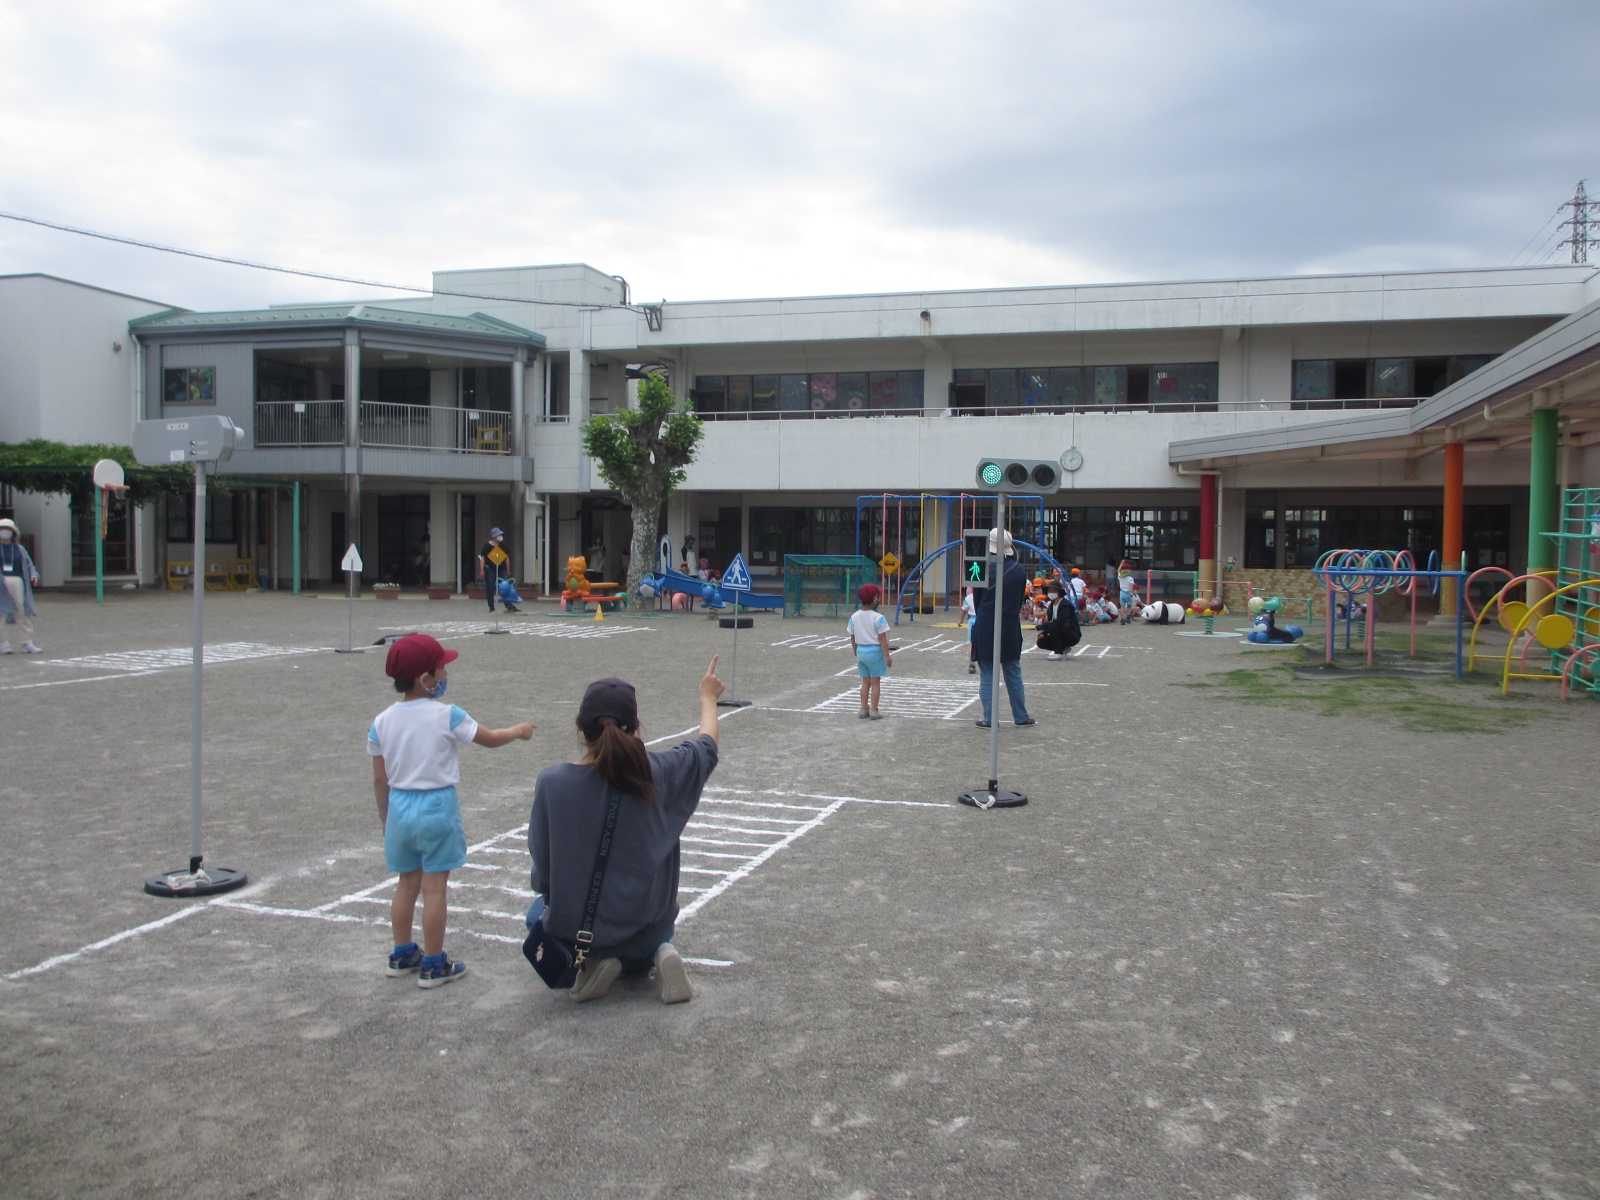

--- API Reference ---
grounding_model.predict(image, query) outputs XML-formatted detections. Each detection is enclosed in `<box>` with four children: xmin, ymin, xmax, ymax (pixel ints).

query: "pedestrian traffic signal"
<box><xmin>975</xmin><ymin>458</ymin><xmax>1062</xmax><ymax>493</ymax></box>
<box><xmin>962</xmin><ymin>530</ymin><xmax>992</xmax><ymax>587</ymax></box>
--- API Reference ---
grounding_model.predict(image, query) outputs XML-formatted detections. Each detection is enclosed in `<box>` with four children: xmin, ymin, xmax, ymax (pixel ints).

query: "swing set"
<box><xmin>852</xmin><ymin>493</ymin><xmax>1060</xmax><ymax>625</ymax></box>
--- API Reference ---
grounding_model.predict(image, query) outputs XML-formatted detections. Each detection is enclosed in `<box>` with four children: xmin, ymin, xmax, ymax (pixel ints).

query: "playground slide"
<box><xmin>644</xmin><ymin>567</ymin><xmax>785</xmax><ymax>611</ymax></box>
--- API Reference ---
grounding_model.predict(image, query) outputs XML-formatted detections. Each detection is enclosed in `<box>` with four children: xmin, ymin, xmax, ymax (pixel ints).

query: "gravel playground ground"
<box><xmin>1</xmin><ymin>590</ymin><xmax>1595</xmax><ymax>1199</ymax></box>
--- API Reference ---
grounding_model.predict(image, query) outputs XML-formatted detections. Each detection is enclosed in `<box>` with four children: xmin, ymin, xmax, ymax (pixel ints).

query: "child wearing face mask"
<box><xmin>0</xmin><ymin>518</ymin><xmax>41</xmax><ymax>654</ymax></box>
<box><xmin>368</xmin><ymin>634</ymin><xmax>534</xmax><ymax>989</ymax></box>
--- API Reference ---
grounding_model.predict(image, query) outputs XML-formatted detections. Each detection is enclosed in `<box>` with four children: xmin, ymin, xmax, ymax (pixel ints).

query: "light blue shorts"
<box><xmin>856</xmin><ymin>645</ymin><xmax>887</xmax><ymax>678</ymax></box>
<box><xmin>384</xmin><ymin>786</ymin><xmax>468</xmax><ymax>874</ymax></box>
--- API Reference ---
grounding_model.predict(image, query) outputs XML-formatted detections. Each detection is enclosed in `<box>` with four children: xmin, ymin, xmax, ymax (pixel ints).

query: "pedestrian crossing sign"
<box><xmin>720</xmin><ymin>552</ymin><xmax>752</xmax><ymax>592</ymax></box>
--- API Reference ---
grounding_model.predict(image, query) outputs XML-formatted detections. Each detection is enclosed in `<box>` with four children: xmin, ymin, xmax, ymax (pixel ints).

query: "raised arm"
<box><xmin>699</xmin><ymin>655</ymin><xmax>725</xmax><ymax>742</ymax></box>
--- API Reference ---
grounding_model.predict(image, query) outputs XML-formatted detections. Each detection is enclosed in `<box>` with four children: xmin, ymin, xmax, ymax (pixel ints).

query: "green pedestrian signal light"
<box><xmin>962</xmin><ymin>529</ymin><xmax>992</xmax><ymax>587</ymax></box>
<box><xmin>979</xmin><ymin>462</ymin><xmax>1004</xmax><ymax>487</ymax></box>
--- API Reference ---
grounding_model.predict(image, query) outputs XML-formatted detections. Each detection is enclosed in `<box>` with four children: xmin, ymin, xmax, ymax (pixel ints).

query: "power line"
<box><xmin>0</xmin><ymin>210</ymin><xmax>642</xmax><ymax>312</ymax></box>
<box><xmin>1510</xmin><ymin>203</ymin><xmax>1566</xmax><ymax>265</ymax></box>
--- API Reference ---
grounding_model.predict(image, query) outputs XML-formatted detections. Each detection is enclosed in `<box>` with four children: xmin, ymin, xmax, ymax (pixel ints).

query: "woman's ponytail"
<box><xmin>581</xmin><ymin>716</ymin><xmax>655</xmax><ymax>801</ymax></box>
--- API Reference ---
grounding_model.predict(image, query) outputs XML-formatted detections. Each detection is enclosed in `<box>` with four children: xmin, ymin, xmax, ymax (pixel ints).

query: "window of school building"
<box><xmin>951</xmin><ymin>363</ymin><xmax>1219</xmax><ymax>413</ymax></box>
<box><xmin>1039</xmin><ymin>507</ymin><xmax>1200</xmax><ymax>573</ymax></box>
<box><xmin>1290</xmin><ymin>355</ymin><xmax>1496</xmax><ymax>407</ymax></box>
<box><xmin>693</xmin><ymin>372</ymin><xmax>924</xmax><ymax>418</ymax></box>
<box><xmin>1241</xmin><ymin>501</ymin><xmax>1513</xmax><ymax>570</ymax></box>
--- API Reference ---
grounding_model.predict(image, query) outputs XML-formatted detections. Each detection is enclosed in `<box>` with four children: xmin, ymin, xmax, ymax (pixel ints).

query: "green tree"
<box><xmin>580</xmin><ymin>372</ymin><xmax>703</xmax><ymax>599</ymax></box>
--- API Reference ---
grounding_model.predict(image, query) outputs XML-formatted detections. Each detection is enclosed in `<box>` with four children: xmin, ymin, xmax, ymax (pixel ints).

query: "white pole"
<box><xmin>189</xmin><ymin>463</ymin><xmax>207</xmax><ymax>872</ymax></box>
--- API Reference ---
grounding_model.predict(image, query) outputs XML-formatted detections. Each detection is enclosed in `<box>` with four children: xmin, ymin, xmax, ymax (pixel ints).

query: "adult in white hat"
<box><xmin>0</xmin><ymin>518</ymin><xmax>42</xmax><ymax>653</ymax></box>
<box><xmin>970</xmin><ymin>528</ymin><xmax>1035</xmax><ymax>728</ymax></box>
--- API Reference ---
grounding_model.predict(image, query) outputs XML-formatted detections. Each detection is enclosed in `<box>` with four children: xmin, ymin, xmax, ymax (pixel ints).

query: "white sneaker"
<box><xmin>654</xmin><ymin>942</ymin><xmax>693</xmax><ymax>1004</ymax></box>
<box><xmin>21</xmin><ymin>643</ymin><xmax>41</xmax><ymax>654</ymax></box>
<box><xmin>1047</xmin><ymin>652</ymin><xmax>1063</xmax><ymax>660</ymax></box>
<box><xmin>0</xmin><ymin>644</ymin><xmax>11</xmax><ymax>654</ymax></box>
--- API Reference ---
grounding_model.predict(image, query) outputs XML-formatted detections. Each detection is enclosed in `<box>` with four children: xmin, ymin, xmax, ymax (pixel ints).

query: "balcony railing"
<box><xmin>255</xmin><ymin>400</ymin><xmax>345</xmax><ymax>446</ymax></box>
<box><xmin>694</xmin><ymin>396</ymin><xmax>1428</xmax><ymax>421</ymax></box>
<box><xmin>255</xmin><ymin>400</ymin><xmax>512</xmax><ymax>453</ymax></box>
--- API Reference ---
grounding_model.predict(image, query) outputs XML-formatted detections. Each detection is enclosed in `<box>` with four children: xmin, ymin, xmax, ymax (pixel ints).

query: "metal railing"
<box><xmin>693</xmin><ymin>396</ymin><xmax>1428</xmax><ymax>421</ymax></box>
<box><xmin>255</xmin><ymin>400</ymin><xmax>345</xmax><ymax>446</ymax></box>
<box><xmin>254</xmin><ymin>400</ymin><xmax>512</xmax><ymax>453</ymax></box>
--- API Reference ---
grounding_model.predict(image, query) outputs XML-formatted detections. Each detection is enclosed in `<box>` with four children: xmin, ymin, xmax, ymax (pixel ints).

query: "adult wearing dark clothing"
<box><xmin>1037</xmin><ymin>583</ymin><xmax>1081</xmax><ymax>659</ymax></box>
<box><xmin>526</xmin><ymin>657</ymin><xmax>724</xmax><ymax>1004</ymax></box>
<box><xmin>971</xmin><ymin>529</ymin><xmax>1035</xmax><ymax>728</ymax></box>
<box><xmin>477</xmin><ymin>527</ymin><xmax>519</xmax><ymax>613</ymax></box>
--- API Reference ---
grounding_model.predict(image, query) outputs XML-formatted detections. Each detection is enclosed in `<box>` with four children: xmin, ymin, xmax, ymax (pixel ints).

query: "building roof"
<box><xmin>130</xmin><ymin>302</ymin><xmax>545</xmax><ymax>346</ymax></box>
<box><xmin>1168</xmin><ymin>292</ymin><xmax>1600</xmax><ymax>467</ymax></box>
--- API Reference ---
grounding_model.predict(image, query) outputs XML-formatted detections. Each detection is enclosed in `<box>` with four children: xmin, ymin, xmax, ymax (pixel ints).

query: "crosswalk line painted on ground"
<box><xmin>275</xmin><ymin>790</ymin><xmax>846</xmax><ymax>963</ymax></box>
<box><xmin>9</xmin><ymin>783</ymin><xmax>943</xmax><ymax>981</ymax></box>
<box><xmin>380</xmin><ymin>620</ymin><xmax>649</xmax><ymax>640</ymax></box>
<box><xmin>802</xmin><ymin>676</ymin><xmax>982</xmax><ymax>720</ymax></box>
<box><xmin>41</xmin><ymin>641</ymin><xmax>325</xmax><ymax>673</ymax></box>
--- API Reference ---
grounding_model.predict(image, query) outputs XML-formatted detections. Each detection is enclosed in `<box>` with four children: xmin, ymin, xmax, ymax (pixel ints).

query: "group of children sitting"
<box><xmin>1023</xmin><ymin>562</ymin><xmax>1143</xmax><ymax>626</ymax></box>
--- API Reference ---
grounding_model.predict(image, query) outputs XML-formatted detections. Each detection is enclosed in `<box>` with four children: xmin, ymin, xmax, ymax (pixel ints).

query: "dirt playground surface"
<box><xmin>1</xmin><ymin>591</ymin><xmax>1593</xmax><ymax>1199</ymax></box>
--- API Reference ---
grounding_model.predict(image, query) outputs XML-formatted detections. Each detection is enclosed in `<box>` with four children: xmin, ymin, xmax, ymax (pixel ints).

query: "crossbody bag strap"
<box><xmin>573</xmin><ymin>789</ymin><xmax>623</xmax><ymax>965</ymax></box>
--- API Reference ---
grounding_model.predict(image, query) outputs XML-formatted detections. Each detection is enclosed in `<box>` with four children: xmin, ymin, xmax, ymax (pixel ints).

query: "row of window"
<box><xmin>694</xmin><ymin>372</ymin><xmax>924</xmax><ymax>415</ymax></box>
<box><xmin>1291</xmin><ymin>355</ymin><xmax>1494</xmax><ymax>404</ymax></box>
<box><xmin>953</xmin><ymin>364</ymin><xmax>1219</xmax><ymax>411</ymax></box>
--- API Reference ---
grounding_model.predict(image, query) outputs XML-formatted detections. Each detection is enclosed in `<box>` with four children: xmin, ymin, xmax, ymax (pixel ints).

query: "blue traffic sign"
<box><xmin>720</xmin><ymin>552</ymin><xmax>753</xmax><ymax>592</ymax></box>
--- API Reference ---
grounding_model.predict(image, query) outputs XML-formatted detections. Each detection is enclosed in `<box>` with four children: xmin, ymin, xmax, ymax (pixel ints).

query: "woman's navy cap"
<box><xmin>578</xmin><ymin>677</ymin><xmax>638</xmax><ymax>729</ymax></box>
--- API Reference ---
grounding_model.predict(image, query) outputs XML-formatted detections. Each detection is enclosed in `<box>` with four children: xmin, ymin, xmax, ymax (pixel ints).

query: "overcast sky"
<box><xmin>1</xmin><ymin>0</ymin><xmax>1596</xmax><ymax>313</ymax></box>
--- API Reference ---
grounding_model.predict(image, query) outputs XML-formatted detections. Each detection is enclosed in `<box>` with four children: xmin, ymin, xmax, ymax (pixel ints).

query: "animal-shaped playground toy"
<box><xmin>1246</xmin><ymin>595</ymin><xmax>1303</xmax><ymax>643</ymax></box>
<box><xmin>1140</xmin><ymin>601</ymin><xmax>1187</xmax><ymax>624</ymax></box>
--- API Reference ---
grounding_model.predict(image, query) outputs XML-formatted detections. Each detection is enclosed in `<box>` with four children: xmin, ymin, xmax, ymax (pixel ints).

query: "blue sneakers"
<box><xmin>417</xmin><ymin>954</ymin><xmax>467</xmax><ymax>989</ymax></box>
<box><xmin>387</xmin><ymin>943</ymin><xmax>423</xmax><ymax>976</ymax></box>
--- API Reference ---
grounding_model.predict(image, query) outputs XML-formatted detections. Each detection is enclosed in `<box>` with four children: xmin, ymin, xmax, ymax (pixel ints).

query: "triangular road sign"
<box><xmin>720</xmin><ymin>552</ymin><xmax>752</xmax><ymax>592</ymax></box>
<box><xmin>341</xmin><ymin>543</ymin><xmax>364</xmax><ymax>572</ymax></box>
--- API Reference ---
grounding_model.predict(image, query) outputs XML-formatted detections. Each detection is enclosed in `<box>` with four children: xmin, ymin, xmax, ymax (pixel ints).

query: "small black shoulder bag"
<box><xmin>522</xmin><ymin>789</ymin><xmax>623</xmax><ymax>989</ymax></box>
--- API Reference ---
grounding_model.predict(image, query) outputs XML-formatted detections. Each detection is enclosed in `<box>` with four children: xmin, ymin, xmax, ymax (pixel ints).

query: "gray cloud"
<box><xmin>0</xmin><ymin>0</ymin><xmax>1594</xmax><ymax>310</ymax></box>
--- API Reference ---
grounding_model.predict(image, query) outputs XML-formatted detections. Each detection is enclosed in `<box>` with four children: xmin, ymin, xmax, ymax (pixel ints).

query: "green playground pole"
<box><xmin>292</xmin><ymin>481</ymin><xmax>301</xmax><ymax>596</ymax></box>
<box><xmin>1527</xmin><ymin>408</ymin><xmax>1559</xmax><ymax>608</ymax></box>
<box><xmin>94</xmin><ymin>486</ymin><xmax>104</xmax><ymax>604</ymax></box>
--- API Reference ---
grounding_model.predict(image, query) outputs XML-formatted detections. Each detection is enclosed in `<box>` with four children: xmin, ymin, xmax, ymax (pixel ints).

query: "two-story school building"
<box><xmin>8</xmin><ymin>261</ymin><xmax>1598</xmax><ymax>604</ymax></box>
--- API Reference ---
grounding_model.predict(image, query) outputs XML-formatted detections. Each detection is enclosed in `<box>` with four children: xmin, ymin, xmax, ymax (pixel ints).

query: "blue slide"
<box><xmin>642</xmin><ymin>567</ymin><xmax>784</xmax><ymax>611</ymax></box>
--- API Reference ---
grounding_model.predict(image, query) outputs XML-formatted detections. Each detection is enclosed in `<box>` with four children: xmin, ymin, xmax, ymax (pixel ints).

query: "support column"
<box><xmin>1198</xmin><ymin>473</ymin><xmax>1218</xmax><ymax>598</ymax></box>
<box><xmin>570</xmin><ymin>348</ymin><xmax>589</xmax><ymax>426</ymax></box>
<box><xmin>1440</xmin><ymin>441</ymin><xmax>1464</xmax><ymax>614</ymax></box>
<box><xmin>428</xmin><ymin>487</ymin><xmax>456</xmax><ymax>590</ymax></box>
<box><xmin>1527</xmin><ymin>407</ymin><xmax>1560</xmax><ymax>610</ymax></box>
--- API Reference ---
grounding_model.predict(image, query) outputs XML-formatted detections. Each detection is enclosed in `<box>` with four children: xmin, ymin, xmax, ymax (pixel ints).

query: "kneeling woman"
<box><xmin>527</xmin><ymin>657</ymin><xmax>723</xmax><ymax>1003</ymax></box>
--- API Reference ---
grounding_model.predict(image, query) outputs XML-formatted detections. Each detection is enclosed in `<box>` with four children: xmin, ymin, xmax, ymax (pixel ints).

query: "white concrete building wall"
<box><xmin>0</xmin><ymin>275</ymin><xmax>172</xmax><ymax>586</ymax></box>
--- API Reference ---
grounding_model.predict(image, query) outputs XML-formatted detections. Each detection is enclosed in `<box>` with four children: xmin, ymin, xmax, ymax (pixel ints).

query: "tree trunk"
<box><xmin>625</xmin><ymin>488</ymin><xmax>663</xmax><ymax>601</ymax></box>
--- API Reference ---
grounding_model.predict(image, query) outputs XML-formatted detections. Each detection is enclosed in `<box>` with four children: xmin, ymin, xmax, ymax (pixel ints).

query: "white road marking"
<box><xmin>3</xmin><ymin>906</ymin><xmax>205</xmax><ymax>981</ymax></box>
<box><xmin>42</xmin><ymin>641</ymin><xmax>326</xmax><ymax>672</ymax></box>
<box><xmin>807</xmin><ymin>676</ymin><xmax>982</xmax><ymax>720</ymax></box>
<box><xmin>383</xmin><ymin>620</ymin><xmax>649</xmax><ymax>640</ymax></box>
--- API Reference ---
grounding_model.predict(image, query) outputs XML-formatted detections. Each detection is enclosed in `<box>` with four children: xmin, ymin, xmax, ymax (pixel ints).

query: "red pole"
<box><xmin>1199</xmin><ymin>473</ymin><xmax>1218</xmax><ymax>597</ymax></box>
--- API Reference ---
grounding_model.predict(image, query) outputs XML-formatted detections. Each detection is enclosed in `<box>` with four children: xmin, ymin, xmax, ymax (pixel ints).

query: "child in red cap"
<box><xmin>847</xmin><ymin>583</ymin><xmax>892</xmax><ymax>719</ymax></box>
<box><xmin>368</xmin><ymin>634</ymin><xmax>534</xmax><ymax>988</ymax></box>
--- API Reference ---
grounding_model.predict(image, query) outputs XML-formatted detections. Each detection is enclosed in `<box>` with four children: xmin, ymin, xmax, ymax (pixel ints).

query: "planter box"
<box><xmin>466</xmin><ymin>585</ymin><xmax>488</xmax><ymax>600</ymax></box>
<box><xmin>426</xmin><ymin>587</ymin><xmax>454</xmax><ymax>600</ymax></box>
<box><xmin>373</xmin><ymin>588</ymin><xmax>401</xmax><ymax>601</ymax></box>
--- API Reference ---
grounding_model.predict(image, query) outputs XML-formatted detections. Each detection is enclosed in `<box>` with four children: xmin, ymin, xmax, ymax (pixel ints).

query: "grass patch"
<box><xmin>1190</xmin><ymin>663</ymin><xmax>1550</xmax><ymax>733</ymax></box>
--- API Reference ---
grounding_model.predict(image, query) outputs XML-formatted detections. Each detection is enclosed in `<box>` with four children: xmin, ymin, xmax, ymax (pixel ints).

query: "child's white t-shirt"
<box><xmin>1118</xmin><ymin>572</ymin><xmax>1134</xmax><ymax>593</ymax></box>
<box><xmin>847</xmin><ymin>608</ymin><xmax>889</xmax><ymax>648</ymax></box>
<box><xmin>961</xmin><ymin>594</ymin><xmax>976</xmax><ymax>621</ymax></box>
<box><xmin>367</xmin><ymin>699</ymin><xmax>480</xmax><ymax>790</ymax></box>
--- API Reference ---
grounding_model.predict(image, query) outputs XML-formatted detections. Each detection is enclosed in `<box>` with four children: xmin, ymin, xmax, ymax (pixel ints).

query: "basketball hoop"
<box><xmin>91</xmin><ymin>458</ymin><xmax>129</xmax><ymax>535</ymax></box>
